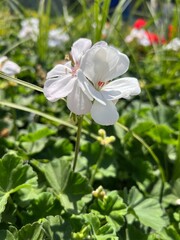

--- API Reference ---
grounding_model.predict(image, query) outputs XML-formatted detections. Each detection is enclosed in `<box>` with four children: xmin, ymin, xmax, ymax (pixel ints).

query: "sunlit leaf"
<box><xmin>18</xmin><ymin>123</ymin><xmax>56</xmax><ymax>142</ymax></box>
<box><xmin>0</xmin><ymin>192</ymin><xmax>9</xmax><ymax>218</ymax></box>
<box><xmin>32</xmin><ymin>158</ymin><xmax>92</xmax><ymax>213</ymax></box>
<box><xmin>128</xmin><ymin>187</ymin><xmax>167</xmax><ymax>231</ymax></box>
<box><xmin>18</xmin><ymin>222</ymin><xmax>44</xmax><ymax>240</ymax></box>
<box><xmin>0</xmin><ymin>152</ymin><xmax>38</xmax><ymax>215</ymax></box>
<box><xmin>23</xmin><ymin>192</ymin><xmax>62</xmax><ymax>223</ymax></box>
<box><xmin>147</xmin><ymin>124</ymin><xmax>177</xmax><ymax>145</ymax></box>
<box><xmin>18</xmin><ymin>123</ymin><xmax>57</xmax><ymax>154</ymax></box>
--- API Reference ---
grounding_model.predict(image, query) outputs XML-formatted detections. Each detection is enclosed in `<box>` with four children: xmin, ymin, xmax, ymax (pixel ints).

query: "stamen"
<box><xmin>98</xmin><ymin>81</ymin><xmax>105</xmax><ymax>88</ymax></box>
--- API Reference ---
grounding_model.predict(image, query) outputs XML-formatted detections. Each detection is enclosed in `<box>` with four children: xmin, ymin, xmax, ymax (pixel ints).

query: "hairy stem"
<box><xmin>72</xmin><ymin>115</ymin><xmax>84</xmax><ymax>171</ymax></box>
<box><xmin>90</xmin><ymin>145</ymin><xmax>105</xmax><ymax>185</ymax></box>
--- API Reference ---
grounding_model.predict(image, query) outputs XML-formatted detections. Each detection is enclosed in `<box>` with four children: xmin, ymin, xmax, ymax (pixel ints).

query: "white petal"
<box><xmin>93</xmin><ymin>41</ymin><xmax>108</xmax><ymax>47</ymax></box>
<box><xmin>102</xmin><ymin>77</ymin><xmax>141</xmax><ymax>100</ymax></box>
<box><xmin>80</xmin><ymin>46</ymin><xmax>129</xmax><ymax>84</ymax></box>
<box><xmin>71</xmin><ymin>38</ymin><xmax>92</xmax><ymax>64</ymax></box>
<box><xmin>46</xmin><ymin>63</ymin><xmax>71</xmax><ymax>80</ymax></box>
<box><xmin>43</xmin><ymin>64</ymin><xmax>76</xmax><ymax>102</ymax></box>
<box><xmin>77</xmin><ymin>70</ymin><xmax>106</xmax><ymax>105</ymax></box>
<box><xmin>67</xmin><ymin>81</ymin><xmax>92</xmax><ymax>115</ymax></box>
<box><xmin>91</xmin><ymin>100</ymin><xmax>119</xmax><ymax>126</ymax></box>
<box><xmin>1</xmin><ymin>60</ymin><xmax>21</xmax><ymax>75</ymax></box>
<box><xmin>0</xmin><ymin>56</ymin><xmax>8</xmax><ymax>64</ymax></box>
<box><xmin>44</xmin><ymin>75</ymin><xmax>76</xmax><ymax>102</ymax></box>
<box><xmin>77</xmin><ymin>70</ymin><xmax>93</xmax><ymax>101</ymax></box>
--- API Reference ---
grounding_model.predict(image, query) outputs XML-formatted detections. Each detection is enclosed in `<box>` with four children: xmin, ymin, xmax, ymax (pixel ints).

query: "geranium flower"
<box><xmin>125</xmin><ymin>18</ymin><xmax>148</xmax><ymax>44</ymax></box>
<box><xmin>48</xmin><ymin>28</ymin><xmax>69</xmax><ymax>48</ymax></box>
<box><xmin>133</xmin><ymin>18</ymin><xmax>147</xmax><ymax>29</ymax></box>
<box><xmin>18</xmin><ymin>18</ymin><xmax>39</xmax><ymax>41</ymax></box>
<box><xmin>77</xmin><ymin>44</ymin><xmax>141</xmax><ymax>125</ymax></box>
<box><xmin>125</xmin><ymin>28</ymin><xmax>148</xmax><ymax>45</ymax></box>
<box><xmin>43</xmin><ymin>38</ymin><xmax>92</xmax><ymax>115</ymax></box>
<box><xmin>0</xmin><ymin>56</ymin><xmax>21</xmax><ymax>76</ymax></box>
<box><xmin>125</xmin><ymin>18</ymin><xmax>164</xmax><ymax>46</ymax></box>
<box><xmin>164</xmin><ymin>37</ymin><xmax>180</xmax><ymax>51</ymax></box>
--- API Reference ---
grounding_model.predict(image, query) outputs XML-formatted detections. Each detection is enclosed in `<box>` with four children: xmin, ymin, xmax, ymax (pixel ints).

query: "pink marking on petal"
<box><xmin>71</xmin><ymin>63</ymin><xmax>80</xmax><ymax>76</ymax></box>
<box><xmin>98</xmin><ymin>81</ymin><xmax>105</xmax><ymax>88</ymax></box>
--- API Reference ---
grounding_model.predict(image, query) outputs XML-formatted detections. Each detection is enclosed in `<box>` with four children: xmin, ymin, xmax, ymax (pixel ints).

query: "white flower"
<box><xmin>175</xmin><ymin>199</ymin><xmax>180</xmax><ymax>205</ymax></box>
<box><xmin>77</xmin><ymin>44</ymin><xmax>141</xmax><ymax>125</ymax></box>
<box><xmin>43</xmin><ymin>38</ymin><xmax>92</xmax><ymax>115</ymax></box>
<box><xmin>164</xmin><ymin>38</ymin><xmax>180</xmax><ymax>51</ymax></box>
<box><xmin>18</xmin><ymin>18</ymin><xmax>39</xmax><ymax>41</ymax></box>
<box><xmin>48</xmin><ymin>28</ymin><xmax>69</xmax><ymax>48</ymax></box>
<box><xmin>125</xmin><ymin>28</ymin><xmax>151</xmax><ymax>46</ymax></box>
<box><xmin>0</xmin><ymin>56</ymin><xmax>21</xmax><ymax>76</ymax></box>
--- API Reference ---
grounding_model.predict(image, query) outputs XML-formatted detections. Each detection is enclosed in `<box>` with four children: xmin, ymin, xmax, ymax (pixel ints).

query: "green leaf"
<box><xmin>127</xmin><ymin>225</ymin><xmax>148</xmax><ymax>240</ymax></box>
<box><xmin>172</xmin><ymin>178</ymin><xmax>180</xmax><ymax>198</ymax></box>
<box><xmin>42</xmin><ymin>215</ymin><xmax>72</xmax><ymax>240</ymax></box>
<box><xmin>23</xmin><ymin>192</ymin><xmax>62</xmax><ymax>223</ymax></box>
<box><xmin>0</xmin><ymin>152</ymin><xmax>37</xmax><ymax>215</ymax></box>
<box><xmin>90</xmin><ymin>191</ymin><xmax>127</xmax><ymax>231</ymax></box>
<box><xmin>128</xmin><ymin>187</ymin><xmax>167</xmax><ymax>231</ymax></box>
<box><xmin>133</xmin><ymin>121</ymin><xmax>155</xmax><ymax>135</ymax></box>
<box><xmin>18</xmin><ymin>222</ymin><xmax>44</xmax><ymax>240</ymax></box>
<box><xmin>0</xmin><ymin>230</ymin><xmax>15</xmax><ymax>240</ymax></box>
<box><xmin>33</xmin><ymin>138</ymin><xmax>73</xmax><ymax>160</ymax></box>
<box><xmin>158</xmin><ymin>225</ymin><xmax>180</xmax><ymax>240</ymax></box>
<box><xmin>134</xmin><ymin>199</ymin><xmax>166</xmax><ymax>231</ymax></box>
<box><xmin>147</xmin><ymin>124</ymin><xmax>177</xmax><ymax>145</ymax></box>
<box><xmin>115</xmin><ymin>122</ymin><xmax>166</xmax><ymax>183</ymax></box>
<box><xmin>18</xmin><ymin>123</ymin><xmax>57</xmax><ymax>154</ymax></box>
<box><xmin>19</xmin><ymin>123</ymin><xmax>56</xmax><ymax>142</ymax></box>
<box><xmin>72</xmin><ymin>213</ymin><xmax>118</xmax><ymax>240</ymax></box>
<box><xmin>32</xmin><ymin>158</ymin><xmax>92</xmax><ymax>213</ymax></box>
<box><xmin>0</xmin><ymin>152</ymin><xmax>37</xmax><ymax>193</ymax></box>
<box><xmin>0</xmin><ymin>192</ymin><xmax>9</xmax><ymax>218</ymax></box>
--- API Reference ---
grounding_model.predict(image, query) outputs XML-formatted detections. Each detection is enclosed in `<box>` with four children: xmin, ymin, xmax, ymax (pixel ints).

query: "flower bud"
<box><xmin>98</xmin><ymin>129</ymin><xmax>106</xmax><ymax>138</ymax></box>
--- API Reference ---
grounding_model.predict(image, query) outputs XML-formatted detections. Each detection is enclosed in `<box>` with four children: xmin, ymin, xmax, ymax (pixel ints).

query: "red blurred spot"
<box><xmin>133</xmin><ymin>18</ymin><xmax>147</xmax><ymax>29</ymax></box>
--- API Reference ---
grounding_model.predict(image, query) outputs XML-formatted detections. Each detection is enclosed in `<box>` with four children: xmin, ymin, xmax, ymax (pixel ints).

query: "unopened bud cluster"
<box><xmin>97</xmin><ymin>129</ymin><xmax>116</xmax><ymax>146</ymax></box>
<box><xmin>92</xmin><ymin>185</ymin><xmax>106</xmax><ymax>200</ymax></box>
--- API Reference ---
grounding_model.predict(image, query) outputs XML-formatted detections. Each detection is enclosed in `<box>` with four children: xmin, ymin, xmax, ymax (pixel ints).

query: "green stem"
<box><xmin>90</xmin><ymin>145</ymin><xmax>105</xmax><ymax>185</ymax></box>
<box><xmin>10</xmin><ymin>87</ymin><xmax>17</xmax><ymax>137</ymax></box>
<box><xmin>72</xmin><ymin>115</ymin><xmax>84</xmax><ymax>171</ymax></box>
<box><xmin>116</xmin><ymin>122</ymin><xmax>166</xmax><ymax>183</ymax></box>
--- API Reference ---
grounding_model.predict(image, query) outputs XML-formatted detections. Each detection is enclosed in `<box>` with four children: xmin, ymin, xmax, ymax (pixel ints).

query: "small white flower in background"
<box><xmin>18</xmin><ymin>18</ymin><xmax>39</xmax><ymax>41</ymax></box>
<box><xmin>48</xmin><ymin>28</ymin><xmax>70</xmax><ymax>48</ymax></box>
<box><xmin>0</xmin><ymin>56</ymin><xmax>21</xmax><ymax>76</ymax></box>
<box><xmin>43</xmin><ymin>38</ymin><xmax>92</xmax><ymax>115</ymax></box>
<box><xmin>125</xmin><ymin>18</ymin><xmax>151</xmax><ymax>46</ymax></box>
<box><xmin>125</xmin><ymin>28</ymin><xmax>153</xmax><ymax>46</ymax></box>
<box><xmin>78</xmin><ymin>43</ymin><xmax>141</xmax><ymax>125</ymax></box>
<box><xmin>19</xmin><ymin>18</ymin><xmax>70</xmax><ymax>47</ymax></box>
<box><xmin>66</xmin><ymin>16</ymin><xmax>73</xmax><ymax>24</ymax></box>
<box><xmin>164</xmin><ymin>38</ymin><xmax>180</xmax><ymax>51</ymax></box>
<box><xmin>175</xmin><ymin>199</ymin><xmax>180</xmax><ymax>205</ymax></box>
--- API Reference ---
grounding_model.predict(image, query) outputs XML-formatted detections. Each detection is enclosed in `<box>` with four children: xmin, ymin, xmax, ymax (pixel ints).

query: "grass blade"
<box><xmin>0</xmin><ymin>72</ymin><xmax>43</xmax><ymax>92</ymax></box>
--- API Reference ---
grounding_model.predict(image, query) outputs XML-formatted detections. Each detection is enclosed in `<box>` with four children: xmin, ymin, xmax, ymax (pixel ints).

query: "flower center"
<box><xmin>71</xmin><ymin>63</ymin><xmax>80</xmax><ymax>76</ymax></box>
<box><xmin>98</xmin><ymin>81</ymin><xmax>105</xmax><ymax>88</ymax></box>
